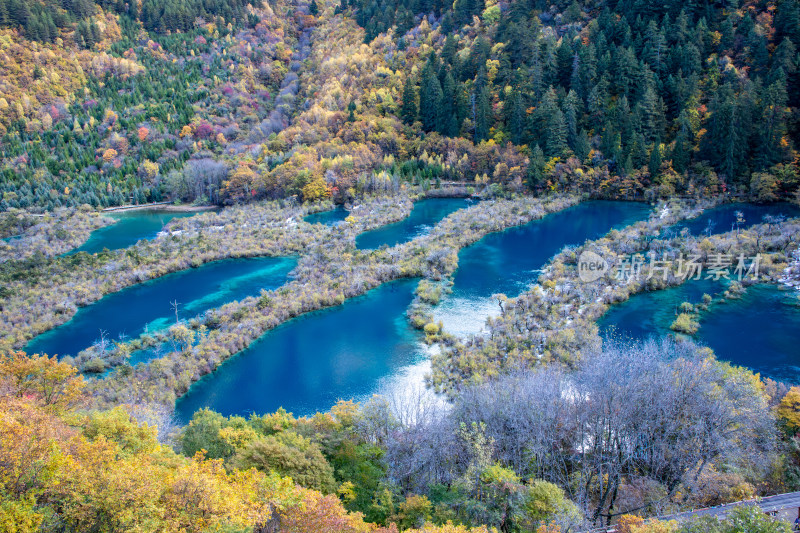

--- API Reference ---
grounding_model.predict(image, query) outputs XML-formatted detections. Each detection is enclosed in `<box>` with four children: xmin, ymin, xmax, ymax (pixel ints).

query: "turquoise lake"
<box><xmin>435</xmin><ymin>200</ymin><xmax>653</xmax><ymax>336</ymax></box>
<box><xmin>598</xmin><ymin>282</ymin><xmax>800</xmax><ymax>383</ymax></box>
<box><xmin>69</xmin><ymin>209</ymin><xmax>199</xmax><ymax>254</ymax></box>
<box><xmin>304</xmin><ymin>206</ymin><xmax>349</xmax><ymax>226</ymax></box>
<box><xmin>175</xmin><ymin>278</ymin><xmax>424</xmax><ymax>423</ymax></box>
<box><xmin>175</xmin><ymin>200</ymin><xmax>653</xmax><ymax>420</ymax></box>
<box><xmin>666</xmin><ymin>202</ymin><xmax>800</xmax><ymax>237</ymax></box>
<box><xmin>355</xmin><ymin>197</ymin><xmax>474</xmax><ymax>249</ymax></box>
<box><xmin>25</xmin><ymin>256</ymin><xmax>296</xmax><ymax>358</ymax></box>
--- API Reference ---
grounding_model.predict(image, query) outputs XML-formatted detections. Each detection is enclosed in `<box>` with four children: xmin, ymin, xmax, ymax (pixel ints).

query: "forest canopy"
<box><xmin>0</xmin><ymin>0</ymin><xmax>798</xmax><ymax>211</ymax></box>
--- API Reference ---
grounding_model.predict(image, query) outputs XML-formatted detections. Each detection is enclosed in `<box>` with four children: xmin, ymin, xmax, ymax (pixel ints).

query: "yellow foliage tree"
<box><xmin>0</xmin><ymin>354</ymin><xmax>322</xmax><ymax>533</ymax></box>
<box><xmin>222</xmin><ymin>163</ymin><xmax>258</xmax><ymax>203</ymax></box>
<box><xmin>141</xmin><ymin>160</ymin><xmax>159</xmax><ymax>179</ymax></box>
<box><xmin>301</xmin><ymin>176</ymin><xmax>331</xmax><ymax>203</ymax></box>
<box><xmin>617</xmin><ymin>515</ymin><xmax>677</xmax><ymax>533</ymax></box>
<box><xmin>102</xmin><ymin>148</ymin><xmax>118</xmax><ymax>163</ymax></box>
<box><xmin>0</xmin><ymin>351</ymin><xmax>85</xmax><ymax>412</ymax></box>
<box><xmin>778</xmin><ymin>387</ymin><xmax>800</xmax><ymax>430</ymax></box>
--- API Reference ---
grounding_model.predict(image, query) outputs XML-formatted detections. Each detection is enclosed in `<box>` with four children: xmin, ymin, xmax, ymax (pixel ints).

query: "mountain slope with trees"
<box><xmin>347</xmin><ymin>0</ymin><xmax>800</xmax><ymax>198</ymax></box>
<box><xmin>2</xmin><ymin>0</ymin><xmax>799</xmax><ymax>211</ymax></box>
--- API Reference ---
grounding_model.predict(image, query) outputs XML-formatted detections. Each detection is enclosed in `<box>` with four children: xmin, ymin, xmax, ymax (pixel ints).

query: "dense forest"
<box><xmin>1</xmin><ymin>0</ymin><xmax>799</xmax><ymax>211</ymax></box>
<box><xmin>0</xmin><ymin>0</ymin><xmax>301</xmax><ymax>210</ymax></box>
<box><xmin>0</xmin><ymin>0</ymin><xmax>258</xmax><ymax>41</ymax></box>
<box><xmin>352</xmin><ymin>0</ymin><xmax>800</xmax><ymax>196</ymax></box>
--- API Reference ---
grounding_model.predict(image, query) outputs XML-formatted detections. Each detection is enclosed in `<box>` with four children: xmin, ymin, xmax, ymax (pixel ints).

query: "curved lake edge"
<box><xmin>355</xmin><ymin>197</ymin><xmax>479</xmax><ymax>249</ymax></box>
<box><xmin>586</xmin><ymin>202</ymin><xmax>800</xmax><ymax>382</ymax></box>
<box><xmin>426</xmin><ymin>199</ymin><xmax>657</xmax><ymax>339</ymax></box>
<box><xmin>7</xmin><ymin>196</ymin><xmax>421</xmax><ymax>354</ymax></box>
<box><xmin>83</xmin><ymin>198</ymin><xmax>456</xmax><ymax>372</ymax></box>
<box><xmin>424</xmin><ymin>198</ymin><xmax>800</xmax><ymax>391</ymax></box>
<box><xmin>598</xmin><ymin>280</ymin><xmax>800</xmax><ymax>383</ymax></box>
<box><xmin>173</xmin><ymin>277</ymin><xmax>424</xmax><ymax>422</ymax></box>
<box><xmin>65</xmin><ymin>208</ymin><xmax>211</xmax><ymax>256</ymax></box>
<box><xmin>22</xmin><ymin>253</ymin><xmax>299</xmax><ymax>352</ymax></box>
<box><xmin>663</xmin><ymin>200</ymin><xmax>800</xmax><ymax>236</ymax></box>
<box><xmin>175</xmin><ymin>202</ymin><xmax>654</xmax><ymax>420</ymax></box>
<box><xmin>170</xmin><ymin>198</ymin><xmax>657</xmax><ymax>419</ymax></box>
<box><xmin>87</xmin><ymin>195</ymin><xmax>582</xmax><ymax>412</ymax></box>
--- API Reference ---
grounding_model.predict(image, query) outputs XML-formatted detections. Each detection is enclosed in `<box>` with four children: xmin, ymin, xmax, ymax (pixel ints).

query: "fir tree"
<box><xmin>0</xmin><ymin>0</ymin><xmax>9</xmax><ymax>25</ymax></box>
<box><xmin>507</xmin><ymin>89</ymin><xmax>525</xmax><ymax>145</ymax></box>
<box><xmin>401</xmin><ymin>75</ymin><xmax>418</xmax><ymax>125</ymax></box>
<box><xmin>754</xmin><ymin>78</ymin><xmax>789</xmax><ymax>170</ymax></box>
<box><xmin>574</xmin><ymin>129</ymin><xmax>591</xmax><ymax>162</ymax></box>
<box><xmin>705</xmin><ymin>82</ymin><xmax>744</xmax><ymax>179</ymax></box>
<box><xmin>473</xmin><ymin>84</ymin><xmax>491</xmax><ymax>142</ymax></box>
<box><xmin>563</xmin><ymin>90</ymin><xmax>581</xmax><ymax>150</ymax></box>
<box><xmin>546</xmin><ymin>108</ymin><xmax>568</xmax><ymax>158</ymax></box>
<box><xmin>440</xmin><ymin>72</ymin><xmax>459</xmax><ymax>137</ymax></box>
<box><xmin>648</xmin><ymin>142</ymin><xmax>663</xmax><ymax>178</ymax></box>
<box><xmin>630</xmin><ymin>133</ymin><xmax>649</xmax><ymax>169</ymax></box>
<box><xmin>671</xmin><ymin>111</ymin><xmax>692</xmax><ymax>174</ymax></box>
<box><xmin>419</xmin><ymin>61</ymin><xmax>443</xmax><ymax>132</ymax></box>
<box><xmin>527</xmin><ymin>145</ymin><xmax>546</xmax><ymax>191</ymax></box>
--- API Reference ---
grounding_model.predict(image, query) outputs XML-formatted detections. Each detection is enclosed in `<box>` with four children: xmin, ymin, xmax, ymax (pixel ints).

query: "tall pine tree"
<box><xmin>507</xmin><ymin>88</ymin><xmax>525</xmax><ymax>145</ymax></box>
<box><xmin>401</xmin><ymin>75</ymin><xmax>418</xmax><ymax>125</ymax></box>
<box><xmin>420</xmin><ymin>61</ymin><xmax>443</xmax><ymax>132</ymax></box>
<box><xmin>439</xmin><ymin>72</ymin><xmax>459</xmax><ymax>136</ymax></box>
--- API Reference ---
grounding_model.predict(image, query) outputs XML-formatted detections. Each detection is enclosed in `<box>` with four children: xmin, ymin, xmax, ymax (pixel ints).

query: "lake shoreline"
<box><xmin>102</xmin><ymin>203</ymin><xmax>219</xmax><ymax>213</ymax></box>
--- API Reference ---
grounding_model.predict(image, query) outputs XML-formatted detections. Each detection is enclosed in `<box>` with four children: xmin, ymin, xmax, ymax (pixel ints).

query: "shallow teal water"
<box><xmin>127</xmin><ymin>344</ymin><xmax>169</xmax><ymax>366</ymax></box>
<box><xmin>666</xmin><ymin>202</ymin><xmax>800</xmax><ymax>237</ymax></box>
<box><xmin>25</xmin><ymin>256</ymin><xmax>296</xmax><ymax>358</ymax></box>
<box><xmin>435</xmin><ymin>200</ymin><xmax>653</xmax><ymax>336</ymax></box>
<box><xmin>598</xmin><ymin>282</ymin><xmax>800</xmax><ymax>383</ymax></box>
<box><xmin>304</xmin><ymin>206</ymin><xmax>349</xmax><ymax>226</ymax></box>
<box><xmin>355</xmin><ymin>198</ymin><xmax>474</xmax><ymax>249</ymax></box>
<box><xmin>173</xmin><ymin>200</ymin><xmax>653</xmax><ymax>421</ymax></box>
<box><xmin>598</xmin><ymin>279</ymin><xmax>724</xmax><ymax>341</ymax></box>
<box><xmin>69</xmin><ymin>209</ymin><xmax>199</xmax><ymax>254</ymax></box>
<box><xmin>175</xmin><ymin>279</ymin><xmax>423</xmax><ymax>422</ymax></box>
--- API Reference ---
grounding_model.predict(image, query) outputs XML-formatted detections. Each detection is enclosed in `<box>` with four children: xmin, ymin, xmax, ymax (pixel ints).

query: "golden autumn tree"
<box><xmin>301</xmin><ymin>176</ymin><xmax>331</xmax><ymax>203</ymax></box>
<box><xmin>616</xmin><ymin>515</ymin><xmax>677</xmax><ymax>533</ymax></box>
<box><xmin>222</xmin><ymin>162</ymin><xmax>258</xmax><ymax>203</ymax></box>
<box><xmin>0</xmin><ymin>353</ymin><xmax>316</xmax><ymax>533</ymax></box>
<box><xmin>0</xmin><ymin>351</ymin><xmax>85</xmax><ymax>412</ymax></box>
<box><xmin>777</xmin><ymin>386</ymin><xmax>800</xmax><ymax>431</ymax></box>
<box><xmin>102</xmin><ymin>148</ymin><xmax>118</xmax><ymax>163</ymax></box>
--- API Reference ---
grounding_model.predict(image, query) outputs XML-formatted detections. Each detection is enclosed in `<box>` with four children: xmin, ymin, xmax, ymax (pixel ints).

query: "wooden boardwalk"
<box><xmin>581</xmin><ymin>491</ymin><xmax>800</xmax><ymax>532</ymax></box>
<box><xmin>659</xmin><ymin>491</ymin><xmax>800</xmax><ymax>522</ymax></box>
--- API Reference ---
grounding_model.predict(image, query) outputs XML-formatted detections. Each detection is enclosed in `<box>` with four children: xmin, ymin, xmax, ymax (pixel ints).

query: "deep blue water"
<box><xmin>25</xmin><ymin>257</ymin><xmax>296</xmax><ymax>358</ymax></box>
<box><xmin>175</xmin><ymin>279</ymin><xmax>423</xmax><ymax>422</ymax></box>
<box><xmin>666</xmin><ymin>202</ymin><xmax>800</xmax><ymax>237</ymax></box>
<box><xmin>69</xmin><ymin>209</ymin><xmax>199</xmax><ymax>254</ymax></box>
<box><xmin>355</xmin><ymin>198</ymin><xmax>474</xmax><ymax>249</ymax></box>
<box><xmin>699</xmin><ymin>285</ymin><xmax>800</xmax><ymax>382</ymax></box>
<box><xmin>435</xmin><ymin>200</ymin><xmax>654</xmax><ymax>336</ymax></box>
<box><xmin>598</xmin><ymin>279</ymin><xmax>724</xmax><ymax>341</ymax></box>
<box><xmin>598</xmin><ymin>282</ymin><xmax>800</xmax><ymax>383</ymax></box>
<box><xmin>304</xmin><ymin>206</ymin><xmax>349</xmax><ymax>226</ymax></box>
<box><xmin>173</xmin><ymin>200</ymin><xmax>654</xmax><ymax>422</ymax></box>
